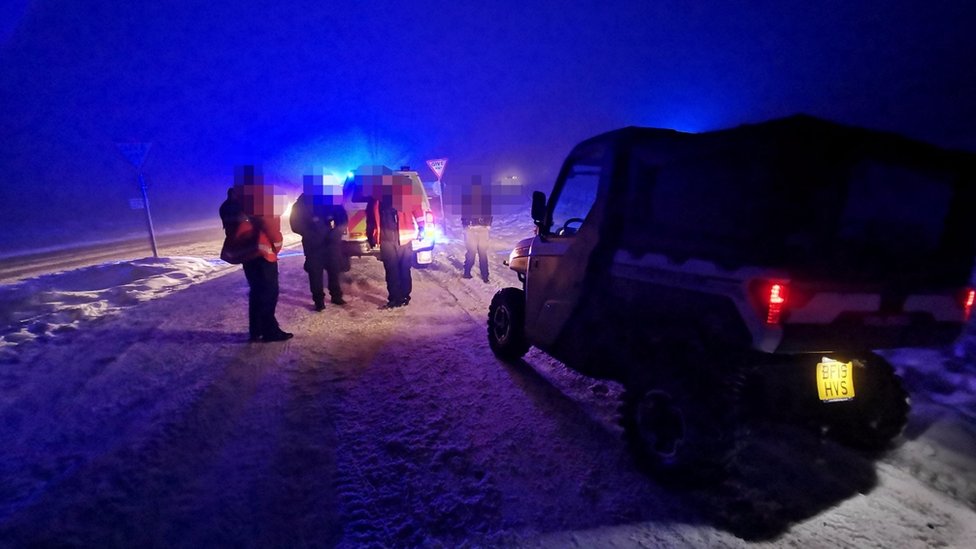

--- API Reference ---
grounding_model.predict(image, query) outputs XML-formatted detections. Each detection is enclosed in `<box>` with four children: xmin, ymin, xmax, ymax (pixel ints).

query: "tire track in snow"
<box><xmin>0</xmin><ymin>270</ymin><xmax>299</xmax><ymax>545</ymax></box>
<box><xmin>1</xmin><ymin>343</ymin><xmax>288</xmax><ymax>545</ymax></box>
<box><xmin>325</xmin><ymin>255</ymin><xmax>690</xmax><ymax>545</ymax></box>
<box><xmin>319</xmin><ymin>264</ymin><xmax>508</xmax><ymax>547</ymax></box>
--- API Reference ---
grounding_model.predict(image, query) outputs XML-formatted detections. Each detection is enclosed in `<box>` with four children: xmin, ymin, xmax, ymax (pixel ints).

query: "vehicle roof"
<box><xmin>578</xmin><ymin>114</ymin><xmax>976</xmax><ymax>171</ymax></box>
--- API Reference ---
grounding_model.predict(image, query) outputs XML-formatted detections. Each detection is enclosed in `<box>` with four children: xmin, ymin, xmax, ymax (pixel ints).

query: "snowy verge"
<box><xmin>880</xmin><ymin>345</ymin><xmax>976</xmax><ymax>511</ymax></box>
<box><xmin>0</xmin><ymin>220</ymin><xmax>222</xmax><ymax>262</ymax></box>
<box><xmin>0</xmin><ymin>256</ymin><xmax>235</xmax><ymax>351</ymax></box>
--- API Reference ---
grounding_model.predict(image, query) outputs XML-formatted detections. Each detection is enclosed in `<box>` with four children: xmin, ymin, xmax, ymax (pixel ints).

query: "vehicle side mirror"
<box><xmin>531</xmin><ymin>191</ymin><xmax>547</xmax><ymax>232</ymax></box>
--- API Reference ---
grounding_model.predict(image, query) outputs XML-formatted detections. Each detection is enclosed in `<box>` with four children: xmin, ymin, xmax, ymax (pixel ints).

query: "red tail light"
<box><xmin>964</xmin><ymin>288</ymin><xmax>975</xmax><ymax>321</ymax></box>
<box><xmin>766</xmin><ymin>283</ymin><xmax>787</xmax><ymax>325</ymax></box>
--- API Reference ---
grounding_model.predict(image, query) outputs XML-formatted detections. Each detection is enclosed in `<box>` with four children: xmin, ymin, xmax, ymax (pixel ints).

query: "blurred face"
<box><xmin>241</xmin><ymin>184</ymin><xmax>279</xmax><ymax>215</ymax></box>
<box><xmin>443</xmin><ymin>172</ymin><xmax>525</xmax><ymax>216</ymax></box>
<box><xmin>369</xmin><ymin>174</ymin><xmax>417</xmax><ymax>210</ymax></box>
<box><xmin>304</xmin><ymin>173</ymin><xmax>344</xmax><ymax>205</ymax></box>
<box><xmin>236</xmin><ymin>165</ymin><xmax>286</xmax><ymax>216</ymax></box>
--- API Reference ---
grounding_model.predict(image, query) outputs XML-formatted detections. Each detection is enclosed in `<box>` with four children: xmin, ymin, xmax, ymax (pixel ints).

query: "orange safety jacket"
<box><xmin>252</xmin><ymin>215</ymin><xmax>283</xmax><ymax>262</ymax></box>
<box><xmin>366</xmin><ymin>197</ymin><xmax>425</xmax><ymax>248</ymax></box>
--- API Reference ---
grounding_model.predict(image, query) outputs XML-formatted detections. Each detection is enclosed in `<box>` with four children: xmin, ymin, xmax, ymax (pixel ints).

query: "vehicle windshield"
<box><xmin>550</xmin><ymin>160</ymin><xmax>601</xmax><ymax>235</ymax></box>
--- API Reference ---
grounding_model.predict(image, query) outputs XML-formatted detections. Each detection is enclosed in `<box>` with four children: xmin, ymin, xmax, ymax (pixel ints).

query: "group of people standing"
<box><xmin>220</xmin><ymin>166</ymin><xmax>485</xmax><ymax>342</ymax></box>
<box><xmin>219</xmin><ymin>168</ymin><xmax>352</xmax><ymax>342</ymax></box>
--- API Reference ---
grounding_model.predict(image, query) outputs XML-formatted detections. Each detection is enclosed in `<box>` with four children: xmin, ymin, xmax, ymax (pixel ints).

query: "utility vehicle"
<box><xmin>488</xmin><ymin>115</ymin><xmax>976</xmax><ymax>480</ymax></box>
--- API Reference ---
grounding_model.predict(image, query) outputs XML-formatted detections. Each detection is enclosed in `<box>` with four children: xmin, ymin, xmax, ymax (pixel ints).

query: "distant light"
<box><xmin>965</xmin><ymin>288</ymin><xmax>975</xmax><ymax>321</ymax></box>
<box><xmin>640</xmin><ymin>105</ymin><xmax>724</xmax><ymax>133</ymax></box>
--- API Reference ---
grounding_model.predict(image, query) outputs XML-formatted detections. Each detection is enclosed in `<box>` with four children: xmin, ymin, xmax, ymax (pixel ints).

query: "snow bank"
<box><xmin>0</xmin><ymin>256</ymin><xmax>232</xmax><ymax>352</ymax></box>
<box><xmin>880</xmin><ymin>341</ymin><xmax>976</xmax><ymax>512</ymax></box>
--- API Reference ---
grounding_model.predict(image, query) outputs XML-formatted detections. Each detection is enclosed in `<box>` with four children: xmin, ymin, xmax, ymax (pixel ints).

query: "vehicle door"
<box><xmin>524</xmin><ymin>143</ymin><xmax>610</xmax><ymax>347</ymax></box>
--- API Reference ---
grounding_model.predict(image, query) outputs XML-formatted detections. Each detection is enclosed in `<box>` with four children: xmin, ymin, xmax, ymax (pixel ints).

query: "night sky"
<box><xmin>1</xmin><ymin>0</ymin><xmax>975</xmax><ymax>251</ymax></box>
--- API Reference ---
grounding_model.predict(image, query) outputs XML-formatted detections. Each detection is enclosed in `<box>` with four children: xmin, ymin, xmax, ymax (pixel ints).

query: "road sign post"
<box><xmin>116</xmin><ymin>142</ymin><xmax>158</xmax><ymax>258</ymax></box>
<box><xmin>426</xmin><ymin>158</ymin><xmax>448</xmax><ymax>237</ymax></box>
<box><xmin>138</xmin><ymin>172</ymin><xmax>159</xmax><ymax>258</ymax></box>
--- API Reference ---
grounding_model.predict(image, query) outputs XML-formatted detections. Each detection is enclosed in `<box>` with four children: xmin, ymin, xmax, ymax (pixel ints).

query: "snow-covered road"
<box><xmin>2</xmin><ymin>226</ymin><xmax>976</xmax><ymax>547</ymax></box>
<box><xmin>0</xmin><ymin>225</ymin><xmax>243</xmax><ymax>284</ymax></box>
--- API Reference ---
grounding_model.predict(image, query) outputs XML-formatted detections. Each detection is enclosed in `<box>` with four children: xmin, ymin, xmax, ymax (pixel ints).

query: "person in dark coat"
<box><xmin>289</xmin><ymin>174</ymin><xmax>348</xmax><ymax>311</ymax></box>
<box><xmin>219</xmin><ymin>186</ymin><xmax>242</xmax><ymax>236</ymax></box>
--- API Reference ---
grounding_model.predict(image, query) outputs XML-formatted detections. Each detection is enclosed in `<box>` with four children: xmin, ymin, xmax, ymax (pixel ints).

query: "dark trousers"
<box><xmin>242</xmin><ymin>257</ymin><xmax>281</xmax><ymax>338</ymax></box>
<box><xmin>305</xmin><ymin>249</ymin><xmax>343</xmax><ymax>304</ymax></box>
<box><xmin>464</xmin><ymin>225</ymin><xmax>490</xmax><ymax>279</ymax></box>
<box><xmin>380</xmin><ymin>242</ymin><xmax>413</xmax><ymax>303</ymax></box>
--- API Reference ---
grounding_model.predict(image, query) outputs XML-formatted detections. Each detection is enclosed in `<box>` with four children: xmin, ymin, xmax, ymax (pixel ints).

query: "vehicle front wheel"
<box><xmin>487</xmin><ymin>288</ymin><xmax>530</xmax><ymax>361</ymax></box>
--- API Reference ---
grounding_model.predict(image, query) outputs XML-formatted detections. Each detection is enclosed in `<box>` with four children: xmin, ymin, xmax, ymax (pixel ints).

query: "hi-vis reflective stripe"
<box><xmin>348</xmin><ymin>208</ymin><xmax>368</xmax><ymax>234</ymax></box>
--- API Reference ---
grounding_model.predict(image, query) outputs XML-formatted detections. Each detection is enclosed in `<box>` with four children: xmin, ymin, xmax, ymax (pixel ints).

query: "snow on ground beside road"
<box><xmin>0</xmin><ymin>227</ymin><xmax>304</xmax><ymax>350</ymax></box>
<box><xmin>0</xmin><ymin>256</ymin><xmax>234</xmax><ymax>353</ymax></box>
<box><xmin>0</xmin><ymin>213</ymin><xmax>975</xmax><ymax>546</ymax></box>
<box><xmin>880</xmin><ymin>344</ymin><xmax>976</xmax><ymax>512</ymax></box>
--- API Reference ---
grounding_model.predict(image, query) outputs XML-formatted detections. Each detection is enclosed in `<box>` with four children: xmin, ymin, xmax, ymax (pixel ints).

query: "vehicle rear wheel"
<box><xmin>487</xmin><ymin>288</ymin><xmax>530</xmax><ymax>361</ymax></box>
<box><xmin>621</xmin><ymin>348</ymin><xmax>744</xmax><ymax>485</ymax></box>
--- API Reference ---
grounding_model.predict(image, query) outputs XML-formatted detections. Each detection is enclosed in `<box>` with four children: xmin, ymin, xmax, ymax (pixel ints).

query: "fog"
<box><xmin>1</xmin><ymin>0</ymin><xmax>975</xmax><ymax>253</ymax></box>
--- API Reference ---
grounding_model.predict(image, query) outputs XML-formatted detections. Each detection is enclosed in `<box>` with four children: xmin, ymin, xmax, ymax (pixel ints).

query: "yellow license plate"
<box><xmin>817</xmin><ymin>358</ymin><xmax>855</xmax><ymax>402</ymax></box>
